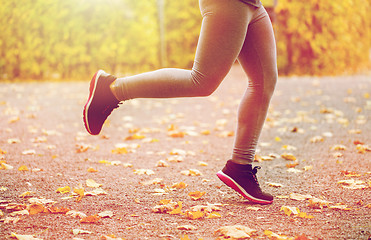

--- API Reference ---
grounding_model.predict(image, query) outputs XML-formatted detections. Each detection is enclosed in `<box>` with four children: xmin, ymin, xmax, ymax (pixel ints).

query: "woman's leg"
<box><xmin>232</xmin><ymin>7</ymin><xmax>278</xmax><ymax>164</ymax></box>
<box><xmin>111</xmin><ymin>0</ymin><xmax>254</xmax><ymax>100</ymax></box>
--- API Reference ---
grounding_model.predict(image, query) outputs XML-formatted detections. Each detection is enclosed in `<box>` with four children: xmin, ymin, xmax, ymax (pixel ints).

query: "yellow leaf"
<box><xmin>73</xmin><ymin>188</ymin><xmax>85</xmax><ymax>202</ymax></box>
<box><xmin>171</xmin><ymin>182</ymin><xmax>188</xmax><ymax>189</ymax></box>
<box><xmin>18</xmin><ymin>165</ymin><xmax>29</xmax><ymax>171</ymax></box>
<box><xmin>180</xmin><ymin>235</ymin><xmax>191</xmax><ymax>240</ymax></box>
<box><xmin>298</xmin><ymin>211</ymin><xmax>314</xmax><ymax>219</ymax></box>
<box><xmin>200</xmin><ymin>130</ymin><xmax>210</xmax><ymax>135</ymax></box>
<box><xmin>125</xmin><ymin>133</ymin><xmax>146</xmax><ymax>140</ymax></box>
<box><xmin>181</xmin><ymin>169</ymin><xmax>202</xmax><ymax>176</ymax></box>
<box><xmin>275</xmin><ymin>136</ymin><xmax>282</xmax><ymax>142</ymax></box>
<box><xmin>188</xmin><ymin>191</ymin><xmax>206</xmax><ymax>201</ymax></box>
<box><xmin>56</xmin><ymin>186</ymin><xmax>71</xmax><ymax>194</ymax></box>
<box><xmin>87</xmin><ymin>167</ymin><xmax>98</xmax><ymax>172</ymax></box>
<box><xmin>86</xmin><ymin>179</ymin><xmax>102</xmax><ymax>188</ymax></box>
<box><xmin>280</xmin><ymin>205</ymin><xmax>299</xmax><ymax>216</ymax></box>
<box><xmin>48</xmin><ymin>206</ymin><xmax>70</xmax><ymax>214</ymax></box>
<box><xmin>19</xmin><ymin>191</ymin><xmax>33</xmax><ymax>198</ymax></box>
<box><xmin>169</xmin><ymin>201</ymin><xmax>183</xmax><ymax>215</ymax></box>
<box><xmin>197</xmin><ymin>161</ymin><xmax>208</xmax><ymax>166</ymax></box>
<box><xmin>186</xmin><ymin>210</ymin><xmax>204</xmax><ymax>220</ymax></box>
<box><xmin>28</xmin><ymin>203</ymin><xmax>46</xmax><ymax>215</ymax></box>
<box><xmin>99</xmin><ymin>160</ymin><xmax>111</xmax><ymax>164</ymax></box>
<box><xmin>281</xmin><ymin>153</ymin><xmax>297</xmax><ymax>161</ymax></box>
<box><xmin>111</xmin><ymin>147</ymin><xmax>128</xmax><ymax>154</ymax></box>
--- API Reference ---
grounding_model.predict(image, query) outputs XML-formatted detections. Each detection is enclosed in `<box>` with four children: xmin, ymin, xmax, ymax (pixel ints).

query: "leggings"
<box><xmin>112</xmin><ymin>0</ymin><xmax>278</xmax><ymax>164</ymax></box>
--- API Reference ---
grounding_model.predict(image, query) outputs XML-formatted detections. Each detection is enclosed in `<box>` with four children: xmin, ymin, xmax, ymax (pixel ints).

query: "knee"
<box><xmin>263</xmin><ymin>73</ymin><xmax>277</xmax><ymax>99</ymax></box>
<box><xmin>190</xmin><ymin>69</ymin><xmax>222</xmax><ymax>97</ymax></box>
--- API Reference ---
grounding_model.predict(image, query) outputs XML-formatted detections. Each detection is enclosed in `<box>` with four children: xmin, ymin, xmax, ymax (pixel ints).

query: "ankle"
<box><xmin>109</xmin><ymin>80</ymin><xmax>121</xmax><ymax>101</ymax></box>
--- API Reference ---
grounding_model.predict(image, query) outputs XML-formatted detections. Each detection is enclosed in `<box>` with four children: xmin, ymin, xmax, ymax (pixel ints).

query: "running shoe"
<box><xmin>83</xmin><ymin>70</ymin><xmax>120</xmax><ymax>135</ymax></box>
<box><xmin>217</xmin><ymin>160</ymin><xmax>273</xmax><ymax>204</ymax></box>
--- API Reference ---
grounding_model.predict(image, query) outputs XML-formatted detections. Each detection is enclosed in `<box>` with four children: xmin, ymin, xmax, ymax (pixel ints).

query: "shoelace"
<box><xmin>252</xmin><ymin>166</ymin><xmax>261</xmax><ymax>186</ymax></box>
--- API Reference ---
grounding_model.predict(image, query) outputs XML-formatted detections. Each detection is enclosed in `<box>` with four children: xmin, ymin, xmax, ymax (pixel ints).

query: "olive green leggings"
<box><xmin>111</xmin><ymin>0</ymin><xmax>278</xmax><ymax>164</ymax></box>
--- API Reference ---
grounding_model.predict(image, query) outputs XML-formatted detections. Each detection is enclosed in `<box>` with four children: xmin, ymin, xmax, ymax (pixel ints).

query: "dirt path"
<box><xmin>1</xmin><ymin>66</ymin><xmax>370</xmax><ymax>239</ymax></box>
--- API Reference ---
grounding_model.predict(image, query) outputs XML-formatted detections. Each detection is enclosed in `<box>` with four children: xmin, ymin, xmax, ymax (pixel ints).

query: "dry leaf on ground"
<box><xmin>215</xmin><ymin>225</ymin><xmax>256</xmax><ymax>239</ymax></box>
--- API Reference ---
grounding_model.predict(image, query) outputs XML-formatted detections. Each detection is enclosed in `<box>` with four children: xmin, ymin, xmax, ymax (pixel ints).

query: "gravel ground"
<box><xmin>0</xmin><ymin>65</ymin><xmax>370</xmax><ymax>240</ymax></box>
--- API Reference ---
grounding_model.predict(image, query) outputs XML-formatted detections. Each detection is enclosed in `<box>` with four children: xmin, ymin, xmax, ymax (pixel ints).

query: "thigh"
<box><xmin>194</xmin><ymin>0</ymin><xmax>255</xmax><ymax>83</ymax></box>
<box><xmin>238</xmin><ymin>7</ymin><xmax>277</xmax><ymax>85</ymax></box>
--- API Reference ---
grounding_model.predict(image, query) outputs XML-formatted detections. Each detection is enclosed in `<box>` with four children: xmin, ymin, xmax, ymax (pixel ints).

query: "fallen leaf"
<box><xmin>133</xmin><ymin>169</ymin><xmax>155</xmax><ymax>175</ymax></box>
<box><xmin>140</xmin><ymin>178</ymin><xmax>163</xmax><ymax>186</ymax></box>
<box><xmin>266</xmin><ymin>182</ymin><xmax>283</xmax><ymax>188</ymax></box>
<box><xmin>171</xmin><ymin>182</ymin><xmax>188</xmax><ymax>189</ymax></box>
<box><xmin>27</xmin><ymin>203</ymin><xmax>46</xmax><ymax>215</ymax></box>
<box><xmin>281</xmin><ymin>153</ymin><xmax>297</xmax><ymax>161</ymax></box>
<box><xmin>156</xmin><ymin>160</ymin><xmax>169</xmax><ymax>167</ymax></box>
<box><xmin>72</xmin><ymin>229</ymin><xmax>93</xmax><ymax>235</ymax></box>
<box><xmin>188</xmin><ymin>191</ymin><xmax>206</xmax><ymax>200</ymax></box>
<box><xmin>169</xmin><ymin>201</ymin><xmax>183</xmax><ymax>215</ymax></box>
<box><xmin>215</xmin><ymin>225</ymin><xmax>256</xmax><ymax>239</ymax></box>
<box><xmin>18</xmin><ymin>165</ymin><xmax>29</xmax><ymax>171</ymax></box>
<box><xmin>286</xmin><ymin>161</ymin><xmax>299</xmax><ymax>168</ymax></box>
<box><xmin>84</xmin><ymin>188</ymin><xmax>107</xmax><ymax>196</ymax></box>
<box><xmin>310</xmin><ymin>136</ymin><xmax>324</xmax><ymax>143</ymax></box>
<box><xmin>10</xmin><ymin>209</ymin><xmax>29</xmax><ymax>217</ymax></box>
<box><xmin>56</xmin><ymin>186</ymin><xmax>71</xmax><ymax>194</ymax></box>
<box><xmin>185</xmin><ymin>210</ymin><xmax>204</xmax><ymax>220</ymax></box>
<box><xmin>290</xmin><ymin>193</ymin><xmax>313</xmax><ymax>201</ymax></box>
<box><xmin>280</xmin><ymin>206</ymin><xmax>299</xmax><ymax>216</ymax></box>
<box><xmin>337</xmin><ymin>179</ymin><xmax>368</xmax><ymax>189</ymax></box>
<box><xmin>86</xmin><ymin>179</ymin><xmax>102</xmax><ymax>188</ymax></box>
<box><xmin>206</xmin><ymin>211</ymin><xmax>221</xmax><ymax>219</ymax></box>
<box><xmin>308</xmin><ymin>198</ymin><xmax>332</xmax><ymax>209</ymax></box>
<box><xmin>331</xmin><ymin>144</ymin><xmax>347</xmax><ymax>151</ymax></box>
<box><xmin>280</xmin><ymin>206</ymin><xmax>314</xmax><ymax>219</ymax></box>
<box><xmin>66</xmin><ymin>210</ymin><xmax>87</xmax><ymax>218</ymax></box>
<box><xmin>152</xmin><ymin>199</ymin><xmax>178</xmax><ymax>213</ymax></box>
<box><xmin>98</xmin><ymin>211</ymin><xmax>114</xmax><ymax>218</ymax></box>
<box><xmin>329</xmin><ymin>204</ymin><xmax>351</xmax><ymax>211</ymax></box>
<box><xmin>48</xmin><ymin>206</ymin><xmax>70</xmax><ymax>214</ymax></box>
<box><xmin>264</xmin><ymin>230</ymin><xmax>289</xmax><ymax>239</ymax></box>
<box><xmin>80</xmin><ymin>214</ymin><xmax>101</xmax><ymax>223</ymax></box>
<box><xmin>87</xmin><ymin>167</ymin><xmax>98</xmax><ymax>173</ymax></box>
<box><xmin>0</xmin><ymin>162</ymin><xmax>14</xmax><ymax>170</ymax></box>
<box><xmin>11</xmin><ymin>233</ymin><xmax>42</xmax><ymax>240</ymax></box>
<box><xmin>111</xmin><ymin>147</ymin><xmax>128</xmax><ymax>154</ymax></box>
<box><xmin>177</xmin><ymin>225</ymin><xmax>197</xmax><ymax>231</ymax></box>
<box><xmin>73</xmin><ymin>187</ymin><xmax>85</xmax><ymax>202</ymax></box>
<box><xmin>181</xmin><ymin>169</ymin><xmax>202</xmax><ymax>176</ymax></box>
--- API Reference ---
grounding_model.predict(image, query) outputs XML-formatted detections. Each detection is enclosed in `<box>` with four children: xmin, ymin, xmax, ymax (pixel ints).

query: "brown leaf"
<box><xmin>80</xmin><ymin>214</ymin><xmax>101</xmax><ymax>223</ymax></box>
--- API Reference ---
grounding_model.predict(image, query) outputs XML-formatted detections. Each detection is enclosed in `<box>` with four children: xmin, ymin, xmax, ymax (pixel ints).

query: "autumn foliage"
<box><xmin>275</xmin><ymin>0</ymin><xmax>371</xmax><ymax>75</ymax></box>
<box><xmin>1</xmin><ymin>0</ymin><xmax>370</xmax><ymax>80</ymax></box>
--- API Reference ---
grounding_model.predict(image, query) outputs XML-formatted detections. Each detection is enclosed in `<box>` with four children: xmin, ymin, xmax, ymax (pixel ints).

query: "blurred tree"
<box><xmin>0</xmin><ymin>0</ymin><xmax>370</xmax><ymax>80</ymax></box>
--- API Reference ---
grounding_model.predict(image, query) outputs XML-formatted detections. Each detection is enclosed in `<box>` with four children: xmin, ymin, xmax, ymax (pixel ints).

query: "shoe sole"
<box><xmin>216</xmin><ymin>170</ymin><xmax>273</xmax><ymax>204</ymax></box>
<box><xmin>83</xmin><ymin>70</ymin><xmax>105</xmax><ymax>135</ymax></box>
